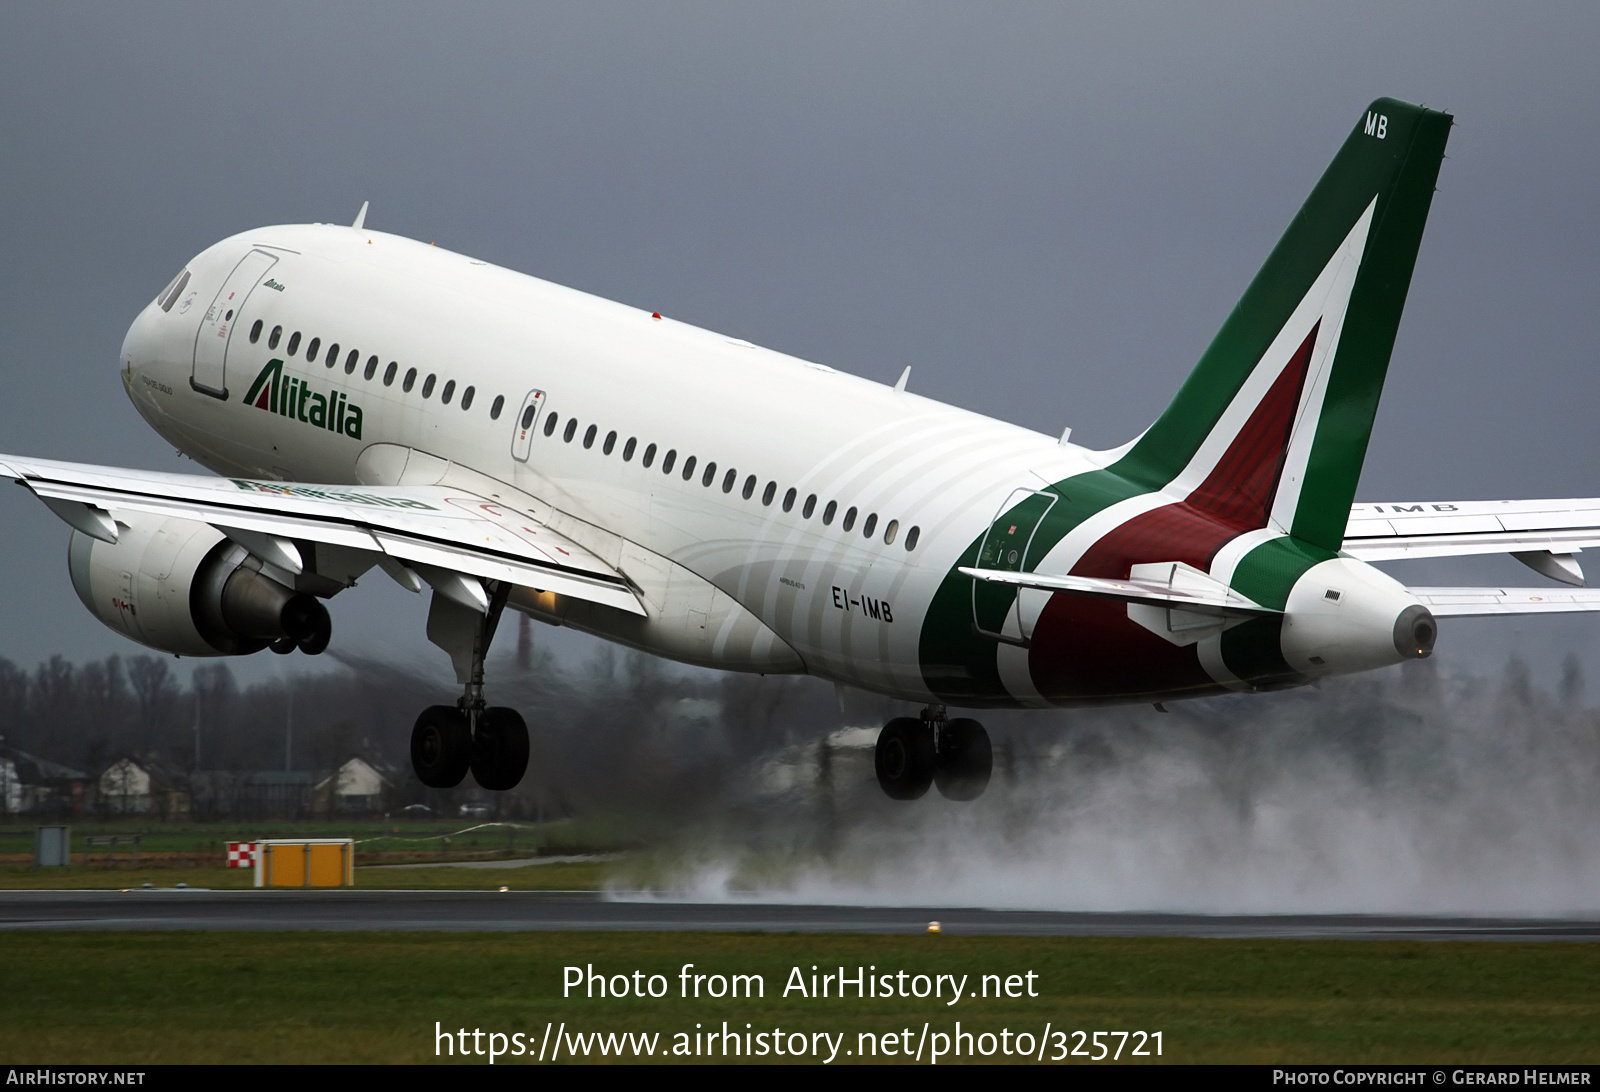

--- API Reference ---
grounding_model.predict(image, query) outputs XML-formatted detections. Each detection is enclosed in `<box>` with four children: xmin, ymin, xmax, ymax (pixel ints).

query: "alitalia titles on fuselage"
<box><xmin>242</xmin><ymin>358</ymin><xmax>364</xmax><ymax>440</ymax></box>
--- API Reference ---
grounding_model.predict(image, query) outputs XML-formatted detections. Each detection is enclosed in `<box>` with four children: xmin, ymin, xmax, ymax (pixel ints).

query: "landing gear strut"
<box><xmin>409</xmin><ymin>580</ymin><xmax>529</xmax><ymax>791</ymax></box>
<box><xmin>874</xmin><ymin>705</ymin><xmax>992</xmax><ymax>802</ymax></box>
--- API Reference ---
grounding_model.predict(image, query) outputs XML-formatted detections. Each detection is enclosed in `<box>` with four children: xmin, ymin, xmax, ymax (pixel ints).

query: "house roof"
<box><xmin>0</xmin><ymin>746</ymin><xmax>87</xmax><ymax>784</ymax></box>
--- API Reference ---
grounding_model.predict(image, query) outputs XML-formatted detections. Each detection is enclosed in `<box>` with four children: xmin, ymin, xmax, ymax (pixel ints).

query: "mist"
<box><xmin>622</xmin><ymin>656</ymin><xmax>1600</xmax><ymax>917</ymax></box>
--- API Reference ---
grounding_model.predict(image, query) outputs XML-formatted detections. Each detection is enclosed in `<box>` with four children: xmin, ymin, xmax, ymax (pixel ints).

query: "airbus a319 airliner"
<box><xmin>9</xmin><ymin>98</ymin><xmax>1600</xmax><ymax>801</ymax></box>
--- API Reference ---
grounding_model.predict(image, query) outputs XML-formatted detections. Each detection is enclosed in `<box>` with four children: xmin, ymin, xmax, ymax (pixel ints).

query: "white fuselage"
<box><xmin>120</xmin><ymin>224</ymin><xmax>1099</xmax><ymax>701</ymax></box>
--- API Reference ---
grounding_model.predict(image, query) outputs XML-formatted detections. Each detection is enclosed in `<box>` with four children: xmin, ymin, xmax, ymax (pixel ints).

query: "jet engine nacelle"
<box><xmin>1279</xmin><ymin>557</ymin><xmax>1436</xmax><ymax>677</ymax></box>
<box><xmin>67</xmin><ymin>514</ymin><xmax>331</xmax><ymax>657</ymax></box>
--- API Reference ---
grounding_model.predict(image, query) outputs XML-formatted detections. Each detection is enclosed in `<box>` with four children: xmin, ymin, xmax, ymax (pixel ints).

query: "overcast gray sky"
<box><xmin>2</xmin><ymin>3</ymin><xmax>1598</xmax><ymax>689</ymax></box>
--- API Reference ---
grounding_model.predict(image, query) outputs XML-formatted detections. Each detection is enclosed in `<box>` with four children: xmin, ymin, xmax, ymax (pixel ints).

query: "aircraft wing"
<box><xmin>0</xmin><ymin>454</ymin><xmax>645</xmax><ymax>616</ymax></box>
<box><xmin>1344</xmin><ymin>499</ymin><xmax>1600</xmax><ymax>584</ymax></box>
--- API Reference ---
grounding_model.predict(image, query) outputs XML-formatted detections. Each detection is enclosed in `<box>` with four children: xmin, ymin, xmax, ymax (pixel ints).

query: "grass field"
<box><xmin>2</xmin><ymin>931</ymin><xmax>1599</xmax><ymax>1064</ymax></box>
<box><xmin>0</xmin><ymin>817</ymin><xmax>627</xmax><ymax>869</ymax></box>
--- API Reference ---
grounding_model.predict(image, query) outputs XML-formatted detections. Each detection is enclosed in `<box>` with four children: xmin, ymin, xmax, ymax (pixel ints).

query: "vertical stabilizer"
<box><xmin>1112</xmin><ymin>99</ymin><xmax>1452</xmax><ymax>551</ymax></box>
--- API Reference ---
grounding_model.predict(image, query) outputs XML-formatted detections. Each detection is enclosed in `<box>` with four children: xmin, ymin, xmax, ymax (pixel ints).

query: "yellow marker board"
<box><xmin>254</xmin><ymin>839</ymin><xmax>355</xmax><ymax>887</ymax></box>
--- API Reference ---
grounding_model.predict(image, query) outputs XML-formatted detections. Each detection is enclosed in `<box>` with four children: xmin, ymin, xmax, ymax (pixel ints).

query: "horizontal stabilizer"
<box><xmin>959</xmin><ymin>565</ymin><xmax>1277</xmax><ymax>618</ymax></box>
<box><xmin>1406</xmin><ymin>586</ymin><xmax>1600</xmax><ymax>617</ymax></box>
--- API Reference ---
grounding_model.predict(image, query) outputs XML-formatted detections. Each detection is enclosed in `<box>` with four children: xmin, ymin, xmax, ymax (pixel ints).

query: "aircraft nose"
<box><xmin>121</xmin><ymin>265</ymin><xmax>193</xmax><ymax>400</ymax></box>
<box><xmin>120</xmin><ymin>301</ymin><xmax>159</xmax><ymax>389</ymax></box>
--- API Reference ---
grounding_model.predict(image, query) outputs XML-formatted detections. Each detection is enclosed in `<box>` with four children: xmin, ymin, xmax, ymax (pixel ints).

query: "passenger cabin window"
<box><xmin>863</xmin><ymin>513</ymin><xmax>877</xmax><ymax>538</ymax></box>
<box><xmin>583</xmin><ymin>424</ymin><xmax>597</xmax><ymax>449</ymax></box>
<box><xmin>421</xmin><ymin>374</ymin><xmax>436</xmax><ymax>398</ymax></box>
<box><xmin>742</xmin><ymin>475</ymin><xmax>756</xmax><ymax>500</ymax></box>
<box><xmin>402</xmin><ymin>367</ymin><xmax>417</xmax><ymax>392</ymax></box>
<box><xmin>782</xmin><ymin>488</ymin><xmax>796</xmax><ymax>513</ymax></box>
<box><xmin>324</xmin><ymin>342</ymin><xmax>340</xmax><ymax>368</ymax></box>
<box><xmin>842</xmin><ymin>507</ymin><xmax>857</xmax><ymax>532</ymax></box>
<box><xmin>822</xmin><ymin>500</ymin><xmax>837</xmax><ymax>525</ymax></box>
<box><xmin>642</xmin><ymin>443</ymin><xmax>656</xmax><ymax>468</ymax></box>
<box><xmin>287</xmin><ymin>332</ymin><xmax>302</xmax><ymax>356</ymax></box>
<box><xmin>681</xmin><ymin>455</ymin><xmax>696</xmax><ymax>481</ymax></box>
<box><xmin>722</xmin><ymin>469</ymin><xmax>736</xmax><ymax>493</ymax></box>
<box><xmin>305</xmin><ymin>338</ymin><xmax>320</xmax><ymax>363</ymax></box>
<box><xmin>623</xmin><ymin>438</ymin><xmax>637</xmax><ymax>461</ymax></box>
<box><xmin>802</xmin><ymin>494</ymin><xmax>816</xmax><ymax>519</ymax></box>
<box><xmin>363</xmin><ymin>356</ymin><xmax>378</xmax><ymax>380</ymax></box>
<box><xmin>662</xmin><ymin>449</ymin><xmax>677</xmax><ymax>474</ymax></box>
<box><xmin>461</xmin><ymin>386</ymin><xmax>475</xmax><ymax>410</ymax></box>
<box><xmin>249</xmin><ymin>320</ymin><xmax>263</xmax><ymax>344</ymax></box>
<box><xmin>544</xmin><ymin>413</ymin><xmax>558</xmax><ymax>436</ymax></box>
<box><xmin>345</xmin><ymin>350</ymin><xmax>359</xmax><ymax>375</ymax></box>
<box><xmin>441</xmin><ymin>380</ymin><xmax>455</xmax><ymax>405</ymax></box>
<box><xmin>564</xmin><ymin>419</ymin><xmax>578</xmax><ymax>443</ymax></box>
<box><xmin>883</xmin><ymin>519</ymin><xmax>899</xmax><ymax>545</ymax></box>
<box><xmin>268</xmin><ymin>326</ymin><xmax>282</xmax><ymax>350</ymax></box>
<box><xmin>603</xmin><ymin>431</ymin><xmax>617</xmax><ymax>455</ymax></box>
<box><xmin>490</xmin><ymin>394</ymin><xmax>504</xmax><ymax>419</ymax></box>
<box><xmin>905</xmin><ymin>526</ymin><xmax>921</xmax><ymax>551</ymax></box>
<box><xmin>762</xmin><ymin>481</ymin><xmax>777</xmax><ymax>506</ymax></box>
<box><xmin>383</xmin><ymin>362</ymin><xmax>398</xmax><ymax>386</ymax></box>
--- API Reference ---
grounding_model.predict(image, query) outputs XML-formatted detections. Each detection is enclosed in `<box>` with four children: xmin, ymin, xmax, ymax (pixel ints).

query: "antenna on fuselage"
<box><xmin>893</xmin><ymin>366</ymin><xmax>910</xmax><ymax>393</ymax></box>
<box><xmin>352</xmin><ymin>201</ymin><xmax>369</xmax><ymax>231</ymax></box>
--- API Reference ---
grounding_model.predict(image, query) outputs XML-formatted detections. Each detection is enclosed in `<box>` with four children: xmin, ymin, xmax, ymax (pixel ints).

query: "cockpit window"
<box><xmin>157</xmin><ymin>270</ymin><xmax>190</xmax><ymax>313</ymax></box>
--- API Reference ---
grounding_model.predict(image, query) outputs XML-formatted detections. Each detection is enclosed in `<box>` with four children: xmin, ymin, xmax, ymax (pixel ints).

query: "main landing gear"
<box><xmin>874</xmin><ymin>705</ymin><xmax>992</xmax><ymax>802</ymax></box>
<box><xmin>409</xmin><ymin>581</ymin><xmax>529</xmax><ymax>791</ymax></box>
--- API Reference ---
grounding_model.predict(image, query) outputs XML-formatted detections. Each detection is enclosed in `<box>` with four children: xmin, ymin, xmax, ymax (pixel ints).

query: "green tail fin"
<box><xmin>1109</xmin><ymin>98</ymin><xmax>1452</xmax><ymax>552</ymax></box>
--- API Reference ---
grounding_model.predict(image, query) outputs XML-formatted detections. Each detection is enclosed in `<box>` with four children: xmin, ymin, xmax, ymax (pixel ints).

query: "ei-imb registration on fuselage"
<box><xmin>8</xmin><ymin>98</ymin><xmax>1600</xmax><ymax>802</ymax></box>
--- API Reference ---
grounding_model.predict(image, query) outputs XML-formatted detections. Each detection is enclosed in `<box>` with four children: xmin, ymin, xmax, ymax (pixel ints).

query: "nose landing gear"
<box><xmin>874</xmin><ymin>705</ymin><xmax>992</xmax><ymax>802</ymax></box>
<box><xmin>408</xmin><ymin>580</ymin><xmax>530</xmax><ymax>791</ymax></box>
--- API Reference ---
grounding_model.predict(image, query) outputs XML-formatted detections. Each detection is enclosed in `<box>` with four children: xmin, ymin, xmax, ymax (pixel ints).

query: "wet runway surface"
<box><xmin>3</xmin><ymin>890</ymin><xmax>1599</xmax><ymax>940</ymax></box>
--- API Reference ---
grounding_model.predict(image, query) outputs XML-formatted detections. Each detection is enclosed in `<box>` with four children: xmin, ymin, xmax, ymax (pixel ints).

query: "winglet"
<box><xmin>352</xmin><ymin>201</ymin><xmax>369</xmax><ymax>232</ymax></box>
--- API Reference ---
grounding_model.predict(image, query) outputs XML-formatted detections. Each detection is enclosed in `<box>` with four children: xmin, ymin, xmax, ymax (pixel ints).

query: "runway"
<box><xmin>2</xmin><ymin>890</ymin><xmax>1599</xmax><ymax>940</ymax></box>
